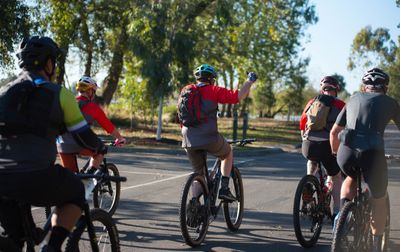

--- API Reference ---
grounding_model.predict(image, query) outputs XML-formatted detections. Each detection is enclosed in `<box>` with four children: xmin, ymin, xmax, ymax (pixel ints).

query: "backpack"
<box><xmin>306</xmin><ymin>94</ymin><xmax>335</xmax><ymax>131</ymax></box>
<box><xmin>177</xmin><ymin>83</ymin><xmax>206</xmax><ymax>127</ymax></box>
<box><xmin>0</xmin><ymin>79</ymin><xmax>36</xmax><ymax>135</ymax></box>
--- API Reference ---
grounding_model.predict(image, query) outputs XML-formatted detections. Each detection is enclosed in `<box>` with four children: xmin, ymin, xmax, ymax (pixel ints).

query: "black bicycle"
<box><xmin>178</xmin><ymin>138</ymin><xmax>255</xmax><ymax>247</ymax></box>
<box><xmin>330</xmin><ymin>155</ymin><xmax>394</xmax><ymax>252</ymax></box>
<box><xmin>49</xmin><ymin>142</ymin><xmax>122</xmax><ymax>217</ymax></box>
<box><xmin>293</xmin><ymin>161</ymin><xmax>333</xmax><ymax>248</ymax></box>
<box><xmin>0</xmin><ymin>173</ymin><xmax>126</xmax><ymax>252</ymax></box>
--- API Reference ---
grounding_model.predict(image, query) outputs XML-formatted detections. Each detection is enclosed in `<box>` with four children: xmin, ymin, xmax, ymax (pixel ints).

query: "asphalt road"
<box><xmin>31</xmin><ymin>124</ymin><xmax>400</xmax><ymax>251</ymax></box>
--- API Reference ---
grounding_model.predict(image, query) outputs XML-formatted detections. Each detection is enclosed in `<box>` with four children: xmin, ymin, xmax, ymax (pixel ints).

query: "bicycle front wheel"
<box><xmin>223</xmin><ymin>166</ymin><xmax>244</xmax><ymax>231</ymax></box>
<box><xmin>178</xmin><ymin>172</ymin><xmax>209</xmax><ymax>247</ymax></box>
<box><xmin>293</xmin><ymin>175</ymin><xmax>323</xmax><ymax>248</ymax></box>
<box><xmin>65</xmin><ymin>208</ymin><xmax>120</xmax><ymax>252</ymax></box>
<box><xmin>93</xmin><ymin>163</ymin><xmax>121</xmax><ymax>216</ymax></box>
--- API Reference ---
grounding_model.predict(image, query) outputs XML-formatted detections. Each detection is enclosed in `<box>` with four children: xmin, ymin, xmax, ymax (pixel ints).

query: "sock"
<box><xmin>48</xmin><ymin>226</ymin><xmax>70</xmax><ymax>250</ymax></box>
<box><xmin>340</xmin><ymin>198</ymin><xmax>350</xmax><ymax>209</ymax></box>
<box><xmin>221</xmin><ymin>176</ymin><xmax>230</xmax><ymax>189</ymax></box>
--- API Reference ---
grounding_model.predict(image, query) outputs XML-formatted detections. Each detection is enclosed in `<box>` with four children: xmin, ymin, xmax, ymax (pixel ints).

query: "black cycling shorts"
<box><xmin>337</xmin><ymin>143</ymin><xmax>387</xmax><ymax>199</ymax></box>
<box><xmin>302</xmin><ymin>140</ymin><xmax>341</xmax><ymax>176</ymax></box>
<box><xmin>0</xmin><ymin>164</ymin><xmax>85</xmax><ymax>208</ymax></box>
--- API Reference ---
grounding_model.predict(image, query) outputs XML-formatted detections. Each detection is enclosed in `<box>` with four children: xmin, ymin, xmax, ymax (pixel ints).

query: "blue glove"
<box><xmin>247</xmin><ymin>72</ymin><xmax>257</xmax><ymax>82</ymax></box>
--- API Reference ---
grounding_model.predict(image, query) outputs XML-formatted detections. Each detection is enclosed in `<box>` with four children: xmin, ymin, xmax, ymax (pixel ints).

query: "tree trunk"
<box><xmin>99</xmin><ymin>26</ymin><xmax>127</xmax><ymax>105</ymax></box>
<box><xmin>156</xmin><ymin>94</ymin><xmax>164</xmax><ymax>141</ymax></box>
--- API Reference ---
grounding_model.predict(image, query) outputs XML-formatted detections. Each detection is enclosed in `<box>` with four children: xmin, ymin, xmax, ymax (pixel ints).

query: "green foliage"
<box><xmin>0</xmin><ymin>0</ymin><xmax>31</xmax><ymax>69</ymax></box>
<box><xmin>348</xmin><ymin>24</ymin><xmax>400</xmax><ymax>101</ymax></box>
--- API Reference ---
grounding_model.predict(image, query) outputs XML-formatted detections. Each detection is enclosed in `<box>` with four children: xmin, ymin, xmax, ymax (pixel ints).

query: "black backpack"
<box><xmin>177</xmin><ymin>83</ymin><xmax>206</xmax><ymax>127</ymax></box>
<box><xmin>0</xmin><ymin>78</ymin><xmax>37</xmax><ymax>135</ymax></box>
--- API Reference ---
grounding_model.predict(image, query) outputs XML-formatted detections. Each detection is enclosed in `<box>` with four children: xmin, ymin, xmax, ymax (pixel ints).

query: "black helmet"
<box><xmin>320</xmin><ymin>76</ymin><xmax>341</xmax><ymax>91</ymax></box>
<box><xmin>362</xmin><ymin>68</ymin><xmax>389</xmax><ymax>86</ymax></box>
<box><xmin>17</xmin><ymin>36</ymin><xmax>61</xmax><ymax>70</ymax></box>
<box><xmin>194</xmin><ymin>64</ymin><xmax>217</xmax><ymax>81</ymax></box>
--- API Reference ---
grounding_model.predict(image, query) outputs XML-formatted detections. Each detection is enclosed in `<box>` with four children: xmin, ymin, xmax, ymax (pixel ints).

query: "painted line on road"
<box><xmin>119</xmin><ymin>170</ymin><xmax>181</xmax><ymax>176</ymax></box>
<box><xmin>235</xmin><ymin>159</ymin><xmax>254</xmax><ymax>165</ymax></box>
<box><xmin>121</xmin><ymin>172</ymin><xmax>191</xmax><ymax>191</ymax></box>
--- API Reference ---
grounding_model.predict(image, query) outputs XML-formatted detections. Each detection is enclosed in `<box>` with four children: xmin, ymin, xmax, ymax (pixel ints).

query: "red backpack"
<box><xmin>177</xmin><ymin>83</ymin><xmax>206</xmax><ymax>127</ymax></box>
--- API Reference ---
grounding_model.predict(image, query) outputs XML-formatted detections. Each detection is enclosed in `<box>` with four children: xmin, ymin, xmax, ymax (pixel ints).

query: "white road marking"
<box><xmin>121</xmin><ymin>172</ymin><xmax>191</xmax><ymax>191</ymax></box>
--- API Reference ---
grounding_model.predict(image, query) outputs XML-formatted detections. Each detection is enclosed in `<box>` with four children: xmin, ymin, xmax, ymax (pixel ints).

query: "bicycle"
<box><xmin>0</xmin><ymin>173</ymin><xmax>126</xmax><ymax>252</ymax></box>
<box><xmin>293</xmin><ymin>160</ymin><xmax>333</xmax><ymax>248</ymax></box>
<box><xmin>49</xmin><ymin>142</ymin><xmax>122</xmax><ymax>216</ymax></box>
<box><xmin>330</xmin><ymin>155</ymin><xmax>394</xmax><ymax>252</ymax></box>
<box><xmin>178</xmin><ymin>138</ymin><xmax>255</xmax><ymax>247</ymax></box>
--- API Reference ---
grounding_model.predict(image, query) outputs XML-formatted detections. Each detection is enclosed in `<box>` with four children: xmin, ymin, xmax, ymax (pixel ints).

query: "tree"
<box><xmin>348</xmin><ymin>25</ymin><xmax>400</xmax><ymax>101</ymax></box>
<box><xmin>0</xmin><ymin>0</ymin><xmax>31</xmax><ymax>70</ymax></box>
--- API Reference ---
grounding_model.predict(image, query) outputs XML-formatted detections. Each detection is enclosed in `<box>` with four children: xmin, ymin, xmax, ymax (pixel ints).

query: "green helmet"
<box><xmin>194</xmin><ymin>64</ymin><xmax>217</xmax><ymax>81</ymax></box>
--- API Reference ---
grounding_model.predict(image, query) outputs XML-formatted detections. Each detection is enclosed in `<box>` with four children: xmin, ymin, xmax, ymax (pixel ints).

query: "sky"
<box><xmin>302</xmin><ymin>0</ymin><xmax>400</xmax><ymax>94</ymax></box>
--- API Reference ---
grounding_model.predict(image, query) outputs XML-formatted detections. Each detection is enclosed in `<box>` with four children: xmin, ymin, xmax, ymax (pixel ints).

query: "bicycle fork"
<box><xmin>83</xmin><ymin>203</ymin><xmax>99</xmax><ymax>252</ymax></box>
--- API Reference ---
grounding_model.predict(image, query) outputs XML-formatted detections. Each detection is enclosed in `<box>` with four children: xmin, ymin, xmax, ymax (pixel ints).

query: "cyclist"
<box><xmin>181</xmin><ymin>64</ymin><xmax>257</xmax><ymax>202</ymax></box>
<box><xmin>330</xmin><ymin>68</ymin><xmax>400</xmax><ymax>252</ymax></box>
<box><xmin>57</xmin><ymin>76</ymin><xmax>126</xmax><ymax>174</ymax></box>
<box><xmin>299</xmin><ymin>76</ymin><xmax>345</xmax><ymax>219</ymax></box>
<box><xmin>0</xmin><ymin>36</ymin><xmax>105</xmax><ymax>251</ymax></box>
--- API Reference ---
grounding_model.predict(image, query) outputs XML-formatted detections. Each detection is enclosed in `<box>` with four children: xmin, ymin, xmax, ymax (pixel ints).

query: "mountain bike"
<box><xmin>330</xmin><ymin>155</ymin><xmax>394</xmax><ymax>252</ymax></box>
<box><xmin>178</xmin><ymin>138</ymin><xmax>255</xmax><ymax>247</ymax></box>
<box><xmin>49</xmin><ymin>142</ymin><xmax>122</xmax><ymax>217</ymax></box>
<box><xmin>0</xmin><ymin>173</ymin><xmax>126</xmax><ymax>252</ymax></box>
<box><xmin>293</xmin><ymin>161</ymin><xmax>333</xmax><ymax>248</ymax></box>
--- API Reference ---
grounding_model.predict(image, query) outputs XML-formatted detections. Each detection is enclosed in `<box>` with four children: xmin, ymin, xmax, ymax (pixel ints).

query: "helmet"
<box><xmin>76</xmin><ymin>76</ymin><xmax>98</xmax><ymax>92</ymax></box>
<box><xmin>17</xmin><ymin>36</ymin><xmax>61</xmax><ymax>70</ymax></box>
<box><xmin>362</xmin><ymin>68</ymin><xmax>389</xmax><ymax>87</ymax></box>
<box><xmin>194</xmin><ymin>64</ymin><xmax>217</xmax><ymax>81</ymax></box>
<box><xmin>320</xmin><ymin>76</ymin><xmax>341</xmax><ymax>92</ymax></box>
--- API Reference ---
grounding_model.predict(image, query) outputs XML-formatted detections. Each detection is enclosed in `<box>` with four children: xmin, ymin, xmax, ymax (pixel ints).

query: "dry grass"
<box><xmin>93</xmin><ymin>117</ymin><xmax>301</xmax><ymax>148</ymax></box>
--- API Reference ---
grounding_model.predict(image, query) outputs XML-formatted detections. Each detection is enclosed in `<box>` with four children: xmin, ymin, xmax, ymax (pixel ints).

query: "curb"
<box><xmin>107</xmin><ymin>145</ymin><xmax>290</xmax><ymax>157</ymax></box>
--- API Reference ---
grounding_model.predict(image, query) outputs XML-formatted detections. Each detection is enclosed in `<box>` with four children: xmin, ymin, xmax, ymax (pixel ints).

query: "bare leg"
<box><xmin>221</xmin><ymin>150</ymin><xmax>233</xmax><ymax>177</ymax></box>
<box><xmin>307</xmin><ymin>160</ymin><xmax>318</xmax><ymax>176</ymax></box>
<box><xmin>331</xmin><ymin>172</ymin><xmax>343</xmax><ymax>213</ymax></box>
<box><xmin>370</xmin><ymin>193</ymin><xmax>387</xmax><ymax>235</ymax></box>
<box><xmin>89</xmin><ymin>154</ymin><xmax>104</xmax><ymax>169</ymax></box>
<box><xmin>341</xmin><ymin>176</ymin><xmax>357</xmax><ymax>203</ymax></box>
<box><xmin>51</xmin><ymin>204</ymin><xmax>81</xmax><ymax>230</ymax></box>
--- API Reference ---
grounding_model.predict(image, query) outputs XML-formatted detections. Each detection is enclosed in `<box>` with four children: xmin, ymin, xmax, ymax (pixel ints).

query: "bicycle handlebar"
<box><xmin>77</xmin><ymin>173</ymin><xmax>127</xmax><ymax>182</ymax></box>
<box><xmin>227</xmin><ymin>138</ymin><xmax>257</xmax><ymax>146</ymax></box>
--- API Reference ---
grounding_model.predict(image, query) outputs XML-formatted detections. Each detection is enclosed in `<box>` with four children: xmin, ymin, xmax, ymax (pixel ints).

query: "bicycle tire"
<box><xmin>223</xmin><ymin>166</ymin><xmax>244</xmax><ymax>231</ymax></box>
<box><xmin>331</xmin><ymin>201</ymin><xmax>370</xmax><ymax>252</ymax></box>
<box><xmin>293</xmin><ymin>175</ymin><xmax>323</xmax><ymax>248</ymax></box>
<box><xmin>65</xmin><ymin>208</ymin><xmax>120</xmax><ymax>252</ymax></box>
<box><xmin>382</xmin><ymin>194</ymin><xmax>390</xmax><ymax>252</ymax></box>
<box><xmin>93</xmin><ymin>163</ymin><xmax>121</xmax><ymax>216</ymax></box>
<box><xmin>178</xmin><ymin>172</ymin><xmax>209</xmax><ymax>247</ymax></box>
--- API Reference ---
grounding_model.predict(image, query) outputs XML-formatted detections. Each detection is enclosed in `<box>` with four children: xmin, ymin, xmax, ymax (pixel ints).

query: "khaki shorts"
<box><xmin>185</xmin><ymin>134</ymin><xmax>231</xmax><ymax>174</ymax></box>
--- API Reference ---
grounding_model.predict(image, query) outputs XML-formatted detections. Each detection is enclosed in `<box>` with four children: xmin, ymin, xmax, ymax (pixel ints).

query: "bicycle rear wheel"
<box><xmin>382</xmin><ymin>194</ymin><xmax>390</xmax><ymax>252</ymax></box>
<box><xmin>223</xmin><ymin>166</ymin><xmax>244</xmax><ymax>231</ymax></box>
<box><xmin>65</xmin><ymin>208</ymin><xmax>120</xmax><ymax>252</ymax></box>
<box><xmin>178</xmin><ymin>172</ymin><xmax>209</xmax><ymax>247</ymax></box>
<box><xmin>293</xmin><ymin>175</ymin><xmax>323</xmax><ymax>248</ymax></box>
<box><xmin>93</xmin><ymin>163</ymin><xmax>121</xmax><ymax>216</ymax></box>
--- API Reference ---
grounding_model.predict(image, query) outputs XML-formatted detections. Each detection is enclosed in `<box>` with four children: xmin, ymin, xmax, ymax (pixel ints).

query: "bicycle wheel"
<box><xmin>65</xmin><ymin>208</ymin><xmax>120</xmax><ymax>252</ymax></box>
<box><xmin>293</xmin><ymin>175</ymin><xmax>323</xmax><ymax>248</ymax></box>
<box><xmin>331</xmin><ymin>201</ymin><xmax>371</xmax><ymax>252</ymax></box>
<box><xmin>223</xmin><ymin>166</ymin><xmax>244</xmax><ymax>231</ymax></box>
<box><xmin>382</xmin><ymin>194</ymin><xmax>390</xmax><ymax>252</ymax></box>
<box><xmin>178</xmin><ymin>172</ymin><xmax>209</xmax><ymax>247</ymax></box>
<box><xmin>93</xmin><ymin>163</ymin><xmax>121</xmax><ymax>216</ymax></box>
